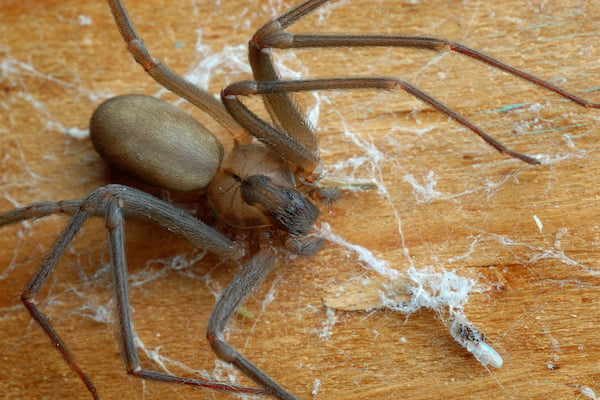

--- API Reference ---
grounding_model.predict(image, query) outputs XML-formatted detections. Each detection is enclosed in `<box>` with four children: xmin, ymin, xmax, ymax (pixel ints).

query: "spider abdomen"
<box><xmin>90</xmin><ymin>94</ymin><xmax>224</xmax><ymax>192</ymax></box>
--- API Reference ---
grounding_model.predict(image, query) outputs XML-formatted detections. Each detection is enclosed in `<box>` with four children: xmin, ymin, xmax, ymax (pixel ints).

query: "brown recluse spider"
<box><xmin>1</xmin><ymin>0</ymin><xmax>598</xmax><ymax>399</ymax></box>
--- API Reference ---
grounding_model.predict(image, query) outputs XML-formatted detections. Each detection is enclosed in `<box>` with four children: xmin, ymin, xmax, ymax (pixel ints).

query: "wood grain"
<box><xmin>1</xmin><ymin>1</ymin><xmax>598</xmax><ymax>399</ymax></box>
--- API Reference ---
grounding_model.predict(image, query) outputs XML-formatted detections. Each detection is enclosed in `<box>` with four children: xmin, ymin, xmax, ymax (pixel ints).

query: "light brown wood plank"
<box><xmin>0</xmin><ymin>1</ymin><xmax>598</xmax><ymax>399</ymax></box>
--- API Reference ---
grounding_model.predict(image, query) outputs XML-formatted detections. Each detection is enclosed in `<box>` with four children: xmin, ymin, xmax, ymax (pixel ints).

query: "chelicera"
<box><xmin>1</xmin><ymin>0</ymin><xmax>598</xmax><ymax>399</ymax></box>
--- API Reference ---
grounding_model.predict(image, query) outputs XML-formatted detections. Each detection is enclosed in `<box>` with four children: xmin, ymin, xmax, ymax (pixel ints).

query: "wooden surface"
<box><xmin>1</xmin><ymin>1</ymin><xmax>599</xmax><ymax>399</ymax></box>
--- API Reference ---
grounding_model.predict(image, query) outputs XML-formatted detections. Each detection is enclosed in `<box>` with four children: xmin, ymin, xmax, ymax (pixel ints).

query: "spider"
<box><xmin>1</xmin><ymin>0</ymin><xmax>598</xmax><ymax>399</ymax></box>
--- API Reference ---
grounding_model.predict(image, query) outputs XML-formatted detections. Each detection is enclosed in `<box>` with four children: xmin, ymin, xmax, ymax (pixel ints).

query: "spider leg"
<box><xmin>106</xmin><ymin>0</ymin><xmax>245</xmax><ymax>140</ymax></box>
<box><xmin>222</xmin><ymin>77</ymin><xmax>541</xmax><ymax>165</ymax></box>
<box><xmin>102</xmin><ymin>187</ymin><xmax>267</xmax><ymax>396</ymax></box>
<box><xmin>266</xmin><ymin>33</ymin><xmax>600</xmax><ymax>110</ymax></box>
<box><xmin>18</xmin><ymin>197</ymin><xmax>101</xmax><ymax>398</ymax></box>
<box><xmin>0</xmin><ymin>199</ymin><xmax>91</xmax><ymax>224</ymax></box>
<box><xmin>245</xmin><ymin>0</ymin><xmax>598</xmax><ymax>171</ymax></box>
<box><xmin>247</xmin><ymin>0</ymin><xmax>329</xmax><ymax>169</ymax></box>
<box><xmin>4</xmin><ymin>185</ymin><xmax>274</xmax><ymax>398</ymax></box>
<box><xmin>207</xmin><ymin>248</ymin><xmax>300</xmax><ymax>400</ymax></box>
